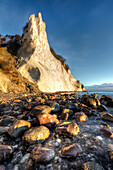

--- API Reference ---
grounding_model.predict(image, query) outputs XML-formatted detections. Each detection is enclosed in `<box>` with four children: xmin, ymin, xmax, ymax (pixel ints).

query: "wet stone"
<box><xmin>0</xmin><ymin>144</ymin><xmax>13</xmax><ymax>162</ymax></box>
<box><xmin>81</xmin><ymin>161</ymin><xmax>104</xmax><ymax>170</ymax></box>
<box><xmin>75</xmin><ymin>111</ymin><xmax>87</xmax><ymax>121</ymax></box>
<box><xmin>30</xmin><ymin>105</ymin><xmax>52</xmax><ymax>116</ymax></box>
<box><xmin>0</xmin><ymin>116</ymin><xmax>16</xmax><ymax>126</ymax></box>
<box><xmin>61</xmin><ymin>143</ymin><xmax>82</xmax><ymax>157</ymax></box>
<box><xmin>36</xmin><ymin>112</ymin><xmax>59</xmax><ymax>126</ymax></box>
<box><xmin>31</xmin><ymin>147</ymin><xmax>55</xmax><ymax>163</ymax></box>
<box><xmin>100</xmin><ymin>112</ymin><xmax>113</xmax><ymax>122</ymax></box>
<box><xmin>56</xmin><ymin>121</ymin><xmax>79</xmax><ymax>136</ymax></box>
<box><xmin>7</xmin><ymin>120</ymin><xmax>31</xmax><ymax>138</ymax></box>
<box><xmin>98</xmin><ymin>128</ymin><xmax>113</xmax><ymax>138</ymax></box>
<box><xmin>22</xmin><ymin>126</ymin><xmax>50</xmax><ymax>144</ymax></box>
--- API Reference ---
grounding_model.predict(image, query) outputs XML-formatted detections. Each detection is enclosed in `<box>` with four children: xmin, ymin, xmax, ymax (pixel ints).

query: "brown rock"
<box><xmin>98</xmin><ymin>128</ymin><xmax>113</xmax><ymax>138</ymax></box>
<box><xmin>31</xmin><ymin>105</ymin><xmax>52</xmax><ymax>116</ymax></box>
<box><xmin>22</xmin><ymin>126</ymin><xmax>50</xmax><ymax>144</ymax></box>
<box><xmin>100</xmin><ymin>112</ymin><xmax>113</xmax><ymax>121</ymax></box>
<box><xmin>61</xmin><ymin>143</ymin><xmax>82</xmax><ymax>157</ymax></box>
<box><xmin>82</xmin><ymin>161</ymin><xmax>104</xmax><ymax>170</ymax></box>
<box><xmin>75</xmin><ymin>112</ymin><xmax>87</xmax><ymax>121</ymax></box>
<box><xmin>56</xmin><ymin>121</ymin><xmax>79</xmax><ymax>136</ymax></box>
<box><xmin>0</xmin><ymin>145</ymin><xmax>13</xmax><ymax>162</ymax></box>
<box><xmin>36</xmin><ymin>112</ymin><xmax>59</xmax><ymax>125</ymax></box>
<box><xmin>8</xmin><ymin>120</ymin><xmax>31</xmax><ymax>138</ymax></box>
<box><xmin>31</xmin><ymin>147</ymin><xmax>55</xmax><ymax>162</ymax></box>
<box><xmin>67</xmin><ymin>122</ymin><xmax>79</xmax><ymax>135</ymax></box>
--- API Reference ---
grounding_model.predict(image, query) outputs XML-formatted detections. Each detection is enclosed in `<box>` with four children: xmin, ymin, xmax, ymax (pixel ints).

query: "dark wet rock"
<box><xmin>30</xmin><ymin>105</ymin><xmax>52</xmax><ymax>116</ymax></box>
<box><xmin>36</xmin><ymin>112</ymin><xmax>59</xmax><ymax>126</ymax></box>
<box><xmin>31</xmin><ymin>147</ymin><xmax>55</xmax><ymax>163</ymax></box>
<box><xmin>68</xmin><ymin>103</ymin><xmax>78</xmax><ymax>111</ymax></box>
<box><xmin>0</xmin><ymin>115</ymin><xmax>16</xmax><ymax>126</ymax></box>
<box><xmin>81</xmin><ymin>107</ymin><xmax>92</xmax><ymax>116</ymax></box>
<box><xmin>22</xmin><ymin>126</ymin><xmax>50</xmax><ymax>144</ymax></box>
<box><xmin>0</xmin><ymin>144</ymin><xmax>13</xmax><ymax>162</ymax></box>
<box><xmin>98</xmin><ymin>128</ymin><xmax>113</xmax><ymax>138</ymax></box>
<box><xmin>75</xmin><ymin>112</ymin><xmax>87</xmax><ymax>121</ymax></box>
<box><xmin>7</xmin><ymin>120</ymin><xmax>31</xmax><ymax>138</ymax></box>
<box><xmin>82</xmin><ymin>95</ymin><xmax>98</xmax><ymax>108</ymax></box>
<box><xmin>81</xmin><ymin>161</ymin><xmax>104</xmax><ymax>170</ymax></box>
<box><xmin>61</xmin><ymin>143</ymin><xmax>82</xmax><ymax>157</ymax></box>
<box><xmin>0</xmin><ymin>126</ymin><xmax>9</xmax><ymax>135</ymax></box>
<box><xmin>97</xmin><ymin>104</ymin><xmax>107</xmax><ymax>112</ymax></box>
<box><xmin>100</xmin><ymin>112</ymin><xmax>113</xmax><ymax>121</ymax></box>
<box><xmin>100</xmin><ymin>95</ymin><xmax>113</xmax><ymax>107</ymax></box>
<box><xmin>12</xmin><ymin>151</ymin><xmax>23</xmax><ymax>164</ymax></box>
<box><xmin>56</xmin><ymin>121</ymin><xmax>79</xmax><ymax>136</ymax></box>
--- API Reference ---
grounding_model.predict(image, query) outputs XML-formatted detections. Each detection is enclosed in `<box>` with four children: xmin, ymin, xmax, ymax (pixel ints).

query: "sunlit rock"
<box><xmin>22</xmin><ymin>126</ymin><xmax>50</xmax><ymax>144</ymax></box>
<box><xmin>75</xmin><ymin>112</ymin><xmax>87</xmax><ymax>121</ymax></box>
<box><xmin>8</xmin><ymin>120</ymin><xmax>31</xmax><ymax>138</ymax></box>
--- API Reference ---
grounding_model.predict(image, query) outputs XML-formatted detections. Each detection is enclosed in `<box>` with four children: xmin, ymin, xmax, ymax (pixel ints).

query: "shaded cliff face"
<box><xmin>18</xmin><ymin>12</ymin><xmax>85</xmax><ymax>92</ymax></box>
<box><xmin>0</xmin><ymin>47</ymin><xmax>40</xmax><ymax>93</ymax></box>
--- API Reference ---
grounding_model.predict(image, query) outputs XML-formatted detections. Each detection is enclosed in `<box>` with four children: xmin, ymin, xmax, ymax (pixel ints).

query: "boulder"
<box><xmin>100</xmin><ymin>112</ymin><xmax>113</xmax><ymax>121</ymax></box>
<box><xmin>8</xmin><ymin>120</ymin><xmax>31</xmax><ymax>138</ymax></box>
<box><xmin>61</xmin><ymin>143</ymin><xmax>82</xmax><ymax>157</ymax></box>
<box><xmin>56</xmin><ymin>121</ymin><xmax>79</xmax><ymax>136</ymax></box>
<box><xmin>30</xmin><ymin>105</ymin><xmax>52</xmax><ymax>116</ymax></box>
<box><xmin>22</xmin><ymin>126</ymin><xmax>50</xmax><ymax>144</ymax></box>
<box><xmin>82</xmin><ymin>161</ymin><xmax>104</xmax><ymax>170</ymax></box>
<box><xmin>75</xmin><ymin>112</ymin><xmax>87</xmax><ymax>121</ymax></box>
<box><xmin>31</xmin><ymin>147</ymin><xmax>55</xmax><ymax>163</ymax></box>
<box><xmin>98</xmin><ymin>128</ymin><xmax>113</xmax><ymax>138</ymax></box>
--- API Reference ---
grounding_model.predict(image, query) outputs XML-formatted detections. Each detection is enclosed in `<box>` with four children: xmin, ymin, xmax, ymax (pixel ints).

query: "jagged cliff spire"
<box><xmin>37</xmin><ymin>12</ymin><xmax>42</xmax><ymax>21</ymax></box>
<box><xmin>18</xmin><ymin>12</ymin><xmax>85</xmax><ymax>92</ymax></box>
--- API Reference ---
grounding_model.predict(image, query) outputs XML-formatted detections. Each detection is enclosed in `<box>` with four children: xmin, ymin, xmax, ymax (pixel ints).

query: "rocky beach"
<box><xmin>0</xmin><ymin>92</ymin><xmax>113</xmax><ymax>169</ymax></box>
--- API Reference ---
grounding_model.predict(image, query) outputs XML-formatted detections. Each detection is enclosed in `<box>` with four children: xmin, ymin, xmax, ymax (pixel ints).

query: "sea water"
<box><xmin>77</xmin><ymin>91</ymin><xmax>113</xmax><ymax>98</ymax></box>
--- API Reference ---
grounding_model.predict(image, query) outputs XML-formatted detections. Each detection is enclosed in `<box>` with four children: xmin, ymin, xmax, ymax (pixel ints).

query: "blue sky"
<box><xmin>0</xmin><ymin>0</ymin><xmax>113</xmax><ymax>86</ymax></box>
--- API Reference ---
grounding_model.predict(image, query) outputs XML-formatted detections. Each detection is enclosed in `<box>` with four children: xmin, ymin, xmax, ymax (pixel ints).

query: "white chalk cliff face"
<box><xmin>18</xmin><ymin>12</ymin><xmax>85</xmax><ymax>92</ymax></box>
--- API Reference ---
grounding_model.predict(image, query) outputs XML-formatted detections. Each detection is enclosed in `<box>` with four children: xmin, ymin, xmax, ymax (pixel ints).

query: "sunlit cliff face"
<box><xmin>18</xmin><ymin>12</ymin><xmax>85</xmax><ymax>92</ymax></box>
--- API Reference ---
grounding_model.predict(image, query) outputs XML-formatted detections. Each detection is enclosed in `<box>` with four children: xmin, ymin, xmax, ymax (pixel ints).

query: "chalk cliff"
<box><xmin>18</xmin><ymin>12</ymin><xmax>85</xmax><ymax>92</ymax></box>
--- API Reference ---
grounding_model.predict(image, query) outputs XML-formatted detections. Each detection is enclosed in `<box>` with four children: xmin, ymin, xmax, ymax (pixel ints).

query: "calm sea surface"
<box><xmin>77</xmin><ymin>91</ymin><xmax>113</xmax><ymax>98</ymax></box>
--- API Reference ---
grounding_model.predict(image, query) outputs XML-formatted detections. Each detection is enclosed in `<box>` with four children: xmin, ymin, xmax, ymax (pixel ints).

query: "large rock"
<box><xmin>0</xmin><ymin>145</ymin><xmax>13</xmax><ymax>162</ymax></box>
<box><xmin>31</xmin><ymin>147</ymin><xmax>55</xmax><ymax>163</ymax></box>
<box><xmin>22</xmin><ymin>126</ymin><xmax>50</xmax><ymax>144</ymax></box>
<box><xmin>100</xmin><ymin>112</ymin><xmax>113</xmax><ymax>121</ymax></box>
<box><xmin>56</xmin><ymin>121</ymin><xmax>79</xmax><ymax>136</ymax></box>
<box><xmin>7</xmin><ymin>120</ymin><xmax>31</xmax><ymax>138</ymax></box>
<box><xmin>17</xmin><ymin>12</ymin><xmax>85</xmax><ymax>92</ymax></box>
<box><xmin>82</xmin><ymin>161</ymin><xmax>104</xmax><ymax>170</ymax></box>
<box><xmin>36</xmin><ymin>112</ymin><xmax>59</xmax><ymax>125</ymax></box>
<box><xmin>31</xmin><ymin>105</ymin><xmax>52</xmax><ymax>116</ymax></box>
<box><xmin>61</xmin><ymin>143</ymin><xmax>82</xmax><ymax>157</ymax></box>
